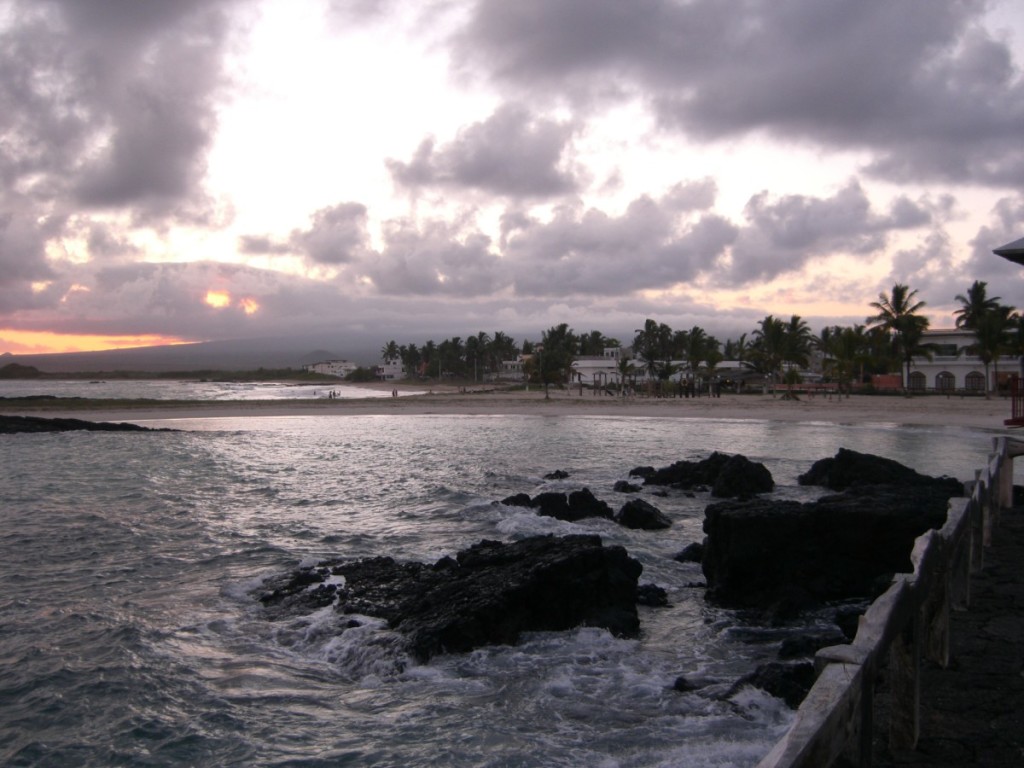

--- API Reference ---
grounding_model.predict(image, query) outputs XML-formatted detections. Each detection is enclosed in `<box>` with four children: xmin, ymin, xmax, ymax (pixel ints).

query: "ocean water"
<box><xmin>0</xmin><ymin>412</ymin><xmax>1009</xmax><ymax>767</ymax></box>
<box><xmin>0</xmin><ymin>379</ymin><xmax>421</xmax><ymax>401</ymax></box>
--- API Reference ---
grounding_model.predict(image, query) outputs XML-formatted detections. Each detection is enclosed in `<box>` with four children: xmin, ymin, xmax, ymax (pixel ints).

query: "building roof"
<box><xmin>994</xmin><ymin>236</ymin><xmax>1024</xmax><ymax>265</ymax></box>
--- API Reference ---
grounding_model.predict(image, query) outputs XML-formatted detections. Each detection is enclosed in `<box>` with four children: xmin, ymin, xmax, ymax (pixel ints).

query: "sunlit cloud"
<box><xmin>239</xmin><ymin>297</ymin><xmax>260</xmax><ymax>315</ymax></box>
<box><xmin>205</xmin><ymin>290</ymin><xmax>232</xmax><ymax>309</ymax></box>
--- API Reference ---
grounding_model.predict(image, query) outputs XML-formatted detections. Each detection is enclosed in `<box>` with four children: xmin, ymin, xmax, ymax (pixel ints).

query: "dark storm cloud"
<box><xmin>387</xmin><ymin>104</ymin><xmax>583</xmax><ymax>198</ymax></box>
<box><xmin>454</xmin><ymin>0</ymin><xmax>1023</xmax><ymax>187</ymax></box>
<box><xmin>0</xmin><ymin>211</ymin><xmax>57</xmax><ymax>314</ymax></box>
<box><xmin>724</xmin><ymin>182</ymin><xmax>933</xmax><ymax>285</ymax></box>
<box><xmin>361</xmin><ymin>218</ymin><xmax>505</xmax><ymax>295</ymax></box>
<box><xmin>289</xmin><ymin>203</ymin><xmax>373</xmax><ymax>265</ymax></box>
<box><xmin>960</xmin><ymin>194</ymin><xmax>1024</xmax><ymax>287</ymax></box>
<box><xmin>0</xmin><ymin>0</ymin><xmax>238</xmax><ymax>317</ymax></box>
<box><xmin>238</xmin><ymin>234</ymin><xmax>292</xmax><ymax>256</ymax></box>
<box><xmin>503</xmin><ymin>190</ymin><xmax>738</xmax><ymax>296</ymax></box>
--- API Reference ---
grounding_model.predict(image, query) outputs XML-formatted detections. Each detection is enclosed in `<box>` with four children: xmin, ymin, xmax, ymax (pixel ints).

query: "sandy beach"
<box><xmin>0</xmin><ymin>383</ymin><xmax>1015</xmax><ymax>430</ymax></box>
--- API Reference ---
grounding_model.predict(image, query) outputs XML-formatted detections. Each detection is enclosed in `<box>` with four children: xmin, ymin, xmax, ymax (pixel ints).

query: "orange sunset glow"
<box><xmin>0</xmin><ymin>329</ymin><xmax>191</xmax><ymax>355</ymax></box>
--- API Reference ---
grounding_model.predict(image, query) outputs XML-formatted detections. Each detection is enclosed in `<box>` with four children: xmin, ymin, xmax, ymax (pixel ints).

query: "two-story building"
<box><xmin>906</xmin><ymin>328</ymin><xmax>1019</xmax><ymax>393</ymax></box>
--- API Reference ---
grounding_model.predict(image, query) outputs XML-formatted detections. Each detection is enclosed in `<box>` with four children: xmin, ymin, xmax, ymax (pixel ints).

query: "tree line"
<box><xmin>373</xmin><ymin>281</ymin><xmax>1022</xmax><ymax>396</ymax></box>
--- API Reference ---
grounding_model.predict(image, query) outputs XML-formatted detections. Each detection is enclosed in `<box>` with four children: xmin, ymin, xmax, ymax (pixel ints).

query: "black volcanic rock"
<box><xmin>500</xmin><ymin>493</ymin><xmax>533</xmax><ymax>508</ymax></box>
<box><xmin>0</xmin><ymin>414</ymin><xmax>172</xmax><ymax>434</ymax></box>
<box><xmin>798</xmin><ymin>447</ymin><xmax>963</xmax><ymax>494</ymax></box>
<box><xmin>615</xmin><ymin>498</ymin><xmax>672</xmax><ymax>530</ymax></box>
<box><xmin>638</xmin><ymin>452</ymin><xmax>774</xmax><ymax>498</ymax></box>
<box><xmin>728</xmin><ymin>662</ymin><xmax>816</xmax><ymax>709</ymax></box>
<box><xmin>567</xmin><ymin>488</ymin><xmax>614</xmax><ymax>521</ymax></box>
<box><xmin>673</xmin><ymin>542</ymin><xmax>705</xmax><ymax>563</ymax></box>
<box><xmin>701</xmin><ymin>483</ymin><xmax>957</xmax><ymax>608</ymax></box>
<box><xmin>711</xmin><ymin>454</ymin><xmax>775</xmax><ymax>498</ymax></box>
<box><xmin>259</xmin><ymin>534</ymin><xmax>643</xmax><ymax>662</ymax></box>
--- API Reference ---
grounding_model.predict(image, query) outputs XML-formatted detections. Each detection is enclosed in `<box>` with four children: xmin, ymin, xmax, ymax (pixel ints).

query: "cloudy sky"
<box><xmin>2</xmin><ymin>0</ymin><xmax>1023</xmax><ymax>356</ymax></box>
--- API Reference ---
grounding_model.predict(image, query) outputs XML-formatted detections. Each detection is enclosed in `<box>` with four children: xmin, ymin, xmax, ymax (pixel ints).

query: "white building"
<box><xmin>376</xmin><ymin>360</ymin><xmax>405</xmax><ymax>380</ymax></box>
<box><xmin>907</xmin><ymin>328</ymin><xmax>1020</xmax><ymax>393</ymax></box>
<box><xmin>303</xmin><ymin>359</ymin><xmax>360</xmax><ymax>378</ymax></box>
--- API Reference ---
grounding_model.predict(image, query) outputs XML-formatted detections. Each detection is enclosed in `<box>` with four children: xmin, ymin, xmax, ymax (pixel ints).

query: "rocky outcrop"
<box><xmin>615</xmin><ymin>498</ymin><xmax>672</xmax><ymax>530</ymax></box>
<box><xmin>702</xmin><ymin>480</ymin><xmax>958</xmax><ymax>609</ymax></box>
<box><xmin>712</xmin><ymin>454</ymin><xmax>776</xmax><ymax>498</ymax></box>
<box><xmin>630</xmin><ymin>452</ymin><xmax>774</xmax><ymax>498</ymax></box>
<box><xmin>798</xmin><ymin>447</ymin><xmax>964</xmax><ymax>495</ymax></box>
<box><xmin>0</xmin><ymin>414</ymin><xmax>171</xmax><ymax>433</ymax></box>
<box><xmin>258</xmin><ymin>534</ymin><xmax>643</xmax><ymax>662</ymax></box>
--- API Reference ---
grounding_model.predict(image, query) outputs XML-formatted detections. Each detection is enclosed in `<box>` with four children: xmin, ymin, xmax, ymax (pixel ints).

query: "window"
<box><xmin>936</xmin><ymin>371</ymin><xmax>955</xmax><ymax>391</ymax></box>
<box><xmin>909</xmin><ymin>371</ymin><xmax>926</xmax><ymax>391</ymax></box>
<box><xmin>965</xmin><ymin>371</ymin><xmax>986</xmax><ymax>391</ymax></box>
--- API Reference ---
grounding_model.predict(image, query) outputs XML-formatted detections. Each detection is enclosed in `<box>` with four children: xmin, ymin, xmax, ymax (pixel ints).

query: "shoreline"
<box><xmin>0</xmin><ymin>387</ymin><xmax>1015</xmax><ymax>430</ymax></box>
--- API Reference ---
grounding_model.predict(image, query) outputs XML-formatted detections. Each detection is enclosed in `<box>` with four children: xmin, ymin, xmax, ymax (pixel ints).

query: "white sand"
<box><xmin>2</xmin><ymin>384</ymin><xmax>1015</xmax><ymax>430</ymax></box>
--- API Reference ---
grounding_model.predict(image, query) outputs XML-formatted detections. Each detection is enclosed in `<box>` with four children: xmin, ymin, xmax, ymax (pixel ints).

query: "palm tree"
<box><xmin>968</xmin><ymin>304</ymin><xmax>1017</xmax><ymax>398</ymax></box>
<box><xmin>724</xmin><ymin>333</ymin><xmax>750</xmax><ymax>363</ymax></box>
<box><xmin>866</xmin><ymin>283</ymin><xmax>930</xmax><ymax>392</ymax></box>
<box><xmin>616</xmin><ymin>355</ymin><xmax>637</xmax><ymax>396</ymax></box>
<box><xmin>749</xmin><ymin>315</ymin><xmax>788</xmax><ymax>395</ymax></box>
<box><xmin>380</xmin><ymin>340</ymin><xmax>400</xmax><ymax>363</ymax></box>
<box><xmin>954</xmin><ymin>281</ymin><xmax>1000</xmax><ymax>330</ymax></box>
<box><xmin>633</xmin><ymin>319</ymin><xmax>673</xmax><ymax>389</ymax></box>
<box><xmin>818</xmin><ymin>324</ymin><xmax>870</xmax><ymax>397</ymax></box>
<box><xmin>539</xmin><ymin>323</ymin><xmax>578</xmax><ymax>398</ymax></box>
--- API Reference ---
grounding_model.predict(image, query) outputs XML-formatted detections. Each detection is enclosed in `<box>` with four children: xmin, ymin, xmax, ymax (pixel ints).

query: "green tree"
<box><xmin>400</xmin><ymin>343</ymin><xmax>421</xmax><ymax>379</ymax></box>
<box><xmin>967</xmin><ymin>304</ymin><xmax>1018</xmax><ymax>398</ymax></box>
<box><xmin>579</xmin><ymin>330</ymin><xmax>612</xmax><ymax>356</ymax></box>
<box><xmin>745</xmin><ymin>315</ymin><xmax>811</xmax><ymax>397</ymax></box>
<box><xmin>633</xmin><ymin>319</ymin><xmax>673</xmax><ymax>385</ymax></box>
<box><xmin>866</xmin><ymin>283</ymin><xmax>930</xmax><ymax>392</ymax></box>
<box><xmin>818</xmin><ymin>324</ymin><xmax>871</xmax><ymax>397</ymax></box>
<box><xmin>380</xmin><ymin>340</ymin><xmax>400</xmax><ymax>363</ymax></box>
<box><xmin>615</xmin><ymin>355</ymin><xmax>637</xmax><ymax>396</ymax></box>
<box><xmin>538</xmin><ymin>323</ymin><xmax>579</xmax><ymax>398</ymax></box>
<box><xmin>954</xmin><ymin>280</ymin><xmax>1001</xmax><ymax>330</ymax></box>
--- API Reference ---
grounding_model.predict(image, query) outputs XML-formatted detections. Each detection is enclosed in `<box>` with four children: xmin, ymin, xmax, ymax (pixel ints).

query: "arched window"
<box><xmin>936</xmin><ymin>371</ymin><xmax>955</xmax><ymax>392</ymax></box>
<box><xmin>909</xmin><ymin>371</ymin><xmax>926</xmax><ymax>391</ymax></box>
<box><xmin>965</xmin><ymin>371</ymin><xmax>986</xmax><ymax>391</ymax></box>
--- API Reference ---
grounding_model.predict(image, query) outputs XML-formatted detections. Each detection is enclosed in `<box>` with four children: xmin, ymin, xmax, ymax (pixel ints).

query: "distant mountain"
<box><xmin>3</xmin><ymin>334</ymin><xmax>381</xmax><ymax>374</ymax></box>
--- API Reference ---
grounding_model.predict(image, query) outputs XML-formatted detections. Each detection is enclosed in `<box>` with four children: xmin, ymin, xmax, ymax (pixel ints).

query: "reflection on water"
<box><xmin>0</xmin><ymin>378</ymin><xmax>422</xmax><ymax>401</ymax></box>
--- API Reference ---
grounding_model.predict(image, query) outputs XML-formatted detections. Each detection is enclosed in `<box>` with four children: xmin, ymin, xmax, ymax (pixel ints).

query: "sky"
<box><xmin>1</xmin><ymin>0</ymin><xmax>1023</xmax><ymax>356</ymax></box>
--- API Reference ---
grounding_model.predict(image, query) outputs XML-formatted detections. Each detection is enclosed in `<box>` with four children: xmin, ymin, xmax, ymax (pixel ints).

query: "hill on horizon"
<box><xmin>1</xmin><ymin>335</ymin><xmax>380</xmax><ymax>374</ymax></box>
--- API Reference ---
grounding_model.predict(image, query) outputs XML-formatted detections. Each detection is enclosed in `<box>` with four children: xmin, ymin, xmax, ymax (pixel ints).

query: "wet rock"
<box><xmin>567</xmin><ymin>488</ymin><xmax>614</xmax><ymax>521</ymax></box>
<box><xmin>701</xmin><ymin>483</ymin><xmax>957</xmax><ymax>609</ymax></box>
<box><xmin>711</xmin><ymin>454</ymin><xmax>775</xmax><ymax>498</ymax></box>
<box><xmin>0</xmin><ymin>414</ymin><xmax>173</xmax><ymax>433</ymax></box>
<box><xmin>544</xmin><ymin>469</ymin><xmax>570</xmax><ymax>480</ymax></box>
<box><xmin>673</xmin><ymin>542</ymin><xmax>705</xmax><ymax>563</ymax></box>
<box><xmin>613</xmin><ymin>480</ymin><xmax>642</xmax><ymax>493</ymax></box>
<box><xmin>615</xmin><ymin>498</ymin><xmax>672</xmax><ymax>530</ymax></box>
<box><xmin>259</xmin><ymin>534</ymin><xmax>643</xmax><ymax>662</ymax></box>
<box><xmin>500</xmin><ymin>493</ymin><xmax>533</xmax><ymax>508</ymax></box>
<box><xmin>798</xmin><ymin>447</ymin><xmax>963</xmax><ymax>495</ymax></box>
<box><xmin>531</xmin><ymin>491</ymin><xmax>571</xmax><ymax>519</ymax></box>
<box><xmin>638</xmin><ymin>452</ymin><xmax>774</xmax><ymax>498</ymax></box>
<box><xmin>636</xmin><ymin>583</ymin><xmax>669</xmax><ymax>606</ymax></box>
<box><xmin>728</xmin><ymin>662</ymin><xmax>816</xmax><ymax>709</ymax></box>
<box><xmin>778</xmin><ymin>631</ymin><xmax>849</xmax><ymax>660</ymax></box>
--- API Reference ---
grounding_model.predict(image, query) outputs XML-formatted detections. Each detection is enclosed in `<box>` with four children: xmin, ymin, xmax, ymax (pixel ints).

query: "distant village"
<box><xmin>303</xmin><ymin>281</ymin><xmax>1024</xmax><ymax>398</ymax></box>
